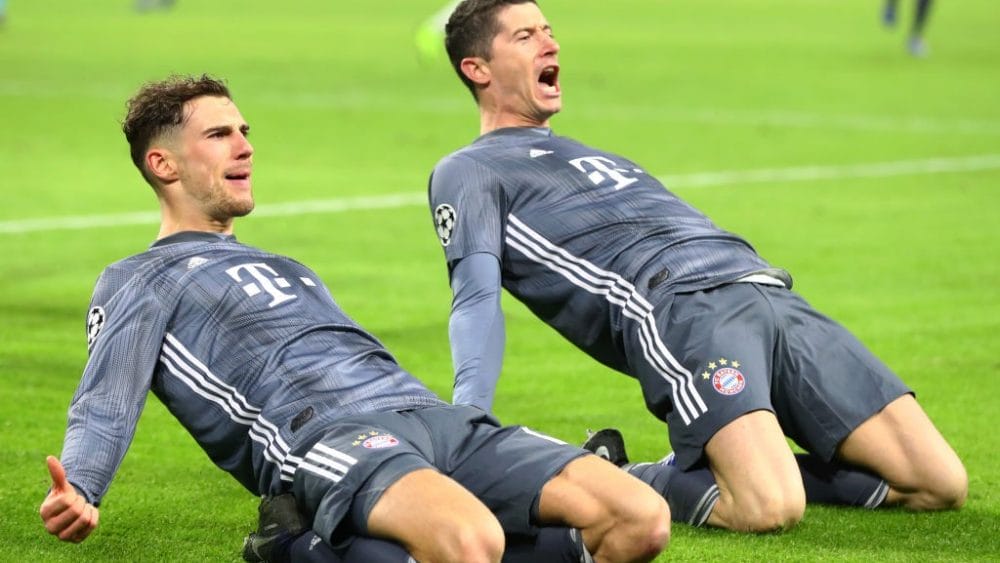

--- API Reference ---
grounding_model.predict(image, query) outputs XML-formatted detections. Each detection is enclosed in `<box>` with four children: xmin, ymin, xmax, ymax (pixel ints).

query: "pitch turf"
<box><xmin>1</xmin><ymin>1</ymin><xmax>998</xmax><ymax>561</ymax></box>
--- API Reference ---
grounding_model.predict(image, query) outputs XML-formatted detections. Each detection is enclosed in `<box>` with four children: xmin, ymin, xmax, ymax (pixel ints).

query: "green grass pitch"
<box><xmin>1</xmin><ymin>1</ymin><xmax>998</xmax><ymax>561</ymax></box>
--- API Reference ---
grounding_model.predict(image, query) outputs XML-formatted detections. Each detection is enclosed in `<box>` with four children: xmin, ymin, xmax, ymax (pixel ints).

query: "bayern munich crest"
<box><xmin>362</xmin><ymin>434</ymin><xmax>400</xmax><ymax>449</ymax></box>
<box><xmin>712</xmin><ymin>367</ymin><xmax>746</xmax><ymax>396</ymax></box>
<box><xmin>434</xmin><ymin>203</ymin><xmax>456</xmax><ymax>247</ymax></box>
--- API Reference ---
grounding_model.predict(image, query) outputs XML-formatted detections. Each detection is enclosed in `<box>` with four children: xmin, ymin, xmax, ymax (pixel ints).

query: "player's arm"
<box><xmin>428</xmin><ymin>155</ymin><xmax>506</xmax><ymax>411</ymax></box>
<box><xmin>41</xmin><ymin>276</ymin><xmax>164</xmax><ymax>542</ymax></box>
<box><xmin>449</xmin><ymin>252</ymin><xmax>505</xmax><ymax>411</ymax></box>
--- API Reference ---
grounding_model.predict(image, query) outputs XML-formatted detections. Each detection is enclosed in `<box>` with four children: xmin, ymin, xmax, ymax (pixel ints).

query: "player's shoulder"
<box><xmin>431</xmin><ymin>141</ymin><xmax>485</xmax><ymax>174</ymax></box>
<box><xmin>429</xmin><ymin>145</ymin><xmax>501</xmax><ymax>197</ymax></box>
<box><xmin>432</xmin><ymin>129</ymin><xmax>530</xmax><ymax>172</ymax></box>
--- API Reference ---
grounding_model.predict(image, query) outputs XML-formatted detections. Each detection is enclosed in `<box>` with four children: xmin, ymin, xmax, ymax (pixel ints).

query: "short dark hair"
<box><xmin>445</xmin><ymin>0</ymin><xmax>537</xmax><ymax>99</ymax></box>
<box><xmin>122</xmin><ymin>74</ymin><xmax>231</xmax><ymax>186</ymax></box>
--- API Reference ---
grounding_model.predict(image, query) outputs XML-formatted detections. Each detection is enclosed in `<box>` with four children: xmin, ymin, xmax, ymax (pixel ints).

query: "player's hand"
<box><xmin>39</xmin><ymin>456</ymin><xmax>99</xmax><ymax>543</ymax></box>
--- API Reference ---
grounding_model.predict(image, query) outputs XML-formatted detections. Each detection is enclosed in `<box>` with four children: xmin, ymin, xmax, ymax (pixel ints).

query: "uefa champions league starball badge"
<box><xmin>434</xmin><ymin>204</ymin><xmax>456</xmax><ymax>247</ymax></box>
<box><xmin>86</xmin><ymin>306</ymin><xmax>106</xmax><ymax>351</ymax></box>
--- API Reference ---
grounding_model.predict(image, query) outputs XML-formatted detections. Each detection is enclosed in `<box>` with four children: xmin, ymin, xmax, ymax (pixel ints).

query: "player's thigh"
<box><xmin>704</xmin><ymin>409</ymin><xmax>803</xmax><ymax>507</ymax></box>
<box><xmin>536</xmin><ymin>455</ymin><xmax>668</xmax><ymax>529</ymax></box>
<box><xmin>635</xmin><ymin>284</ymin><xmax>781</xmax><ymax>471</ymax></box>
<box><xmin>431</xmin><ymin>407</ymin><xmax>588</xmax><ymax>536</ymax></box>
<box><xmin>768</xmin><ymin>287</ymin><xmax>913</xmax><ymax>461</ymax></box>
<box><xmin>837</xmin><ymin>394</ymin><xmax>967</xmax><ymax>507</ymax></box>
<box><xmin>537</xmin><ymin>456</ymin><xmax>670</xmax><ymax>562</ymax></box>
<box><xmin>366</xmin><ymin>468</ymin><xmax>504</xmax><ymax>554</ymax></box>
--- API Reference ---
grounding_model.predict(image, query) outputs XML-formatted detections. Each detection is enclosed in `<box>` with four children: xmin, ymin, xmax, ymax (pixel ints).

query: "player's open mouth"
<box><xmin>225</xmin><ymin>171</ymin><xmax>251</xmax><ymax>186</ymax></box>
<box><xmin>538</xmin><ymin>65</ymin><xmax>560</xmax><ymax>96</ymax></box>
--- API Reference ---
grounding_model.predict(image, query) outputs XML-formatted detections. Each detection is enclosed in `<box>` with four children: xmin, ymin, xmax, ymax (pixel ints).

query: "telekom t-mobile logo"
<box><xmin>569</xmin><ymin>156</ymin><xmax>640</xmax><ymax>190</ymax></box>
<box><xmin>225</xmin><ymin>263</ymin><xmax>298</xmax><ymax>307</ymax></box>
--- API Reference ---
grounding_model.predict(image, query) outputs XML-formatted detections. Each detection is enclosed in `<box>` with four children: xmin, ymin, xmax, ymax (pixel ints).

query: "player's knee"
<box><xmin>733</xmin><ymin>493</ymin><xmax>804</xmax><ymax>533</ymax></box>
<box><xmin>440</xmin><ymin>518</ymin><xmax>505</xmax><ymax>563</ymax></box>
<box><xmin>745</xmin><ymin>501</ymin><xmax>803</xmax><ymax>533</ymax></box>
<box><xmin>894</xmin><ymin>453</ymin><xmax>968</xmax><ymax>511</ymax></box>
<box><xmin>638</xmin><ymin>501</ymin><xmax>672</xmax><ymax>558</ymax></box>
<box><xmin>615</xmin><ymin>489</ymin><xmax>671</xmax><ymax>559</ymax></box>
<box><xmin>923</xmin><ymin>463</ymin><xmax>968</xmax><ymax>510</ymax></box>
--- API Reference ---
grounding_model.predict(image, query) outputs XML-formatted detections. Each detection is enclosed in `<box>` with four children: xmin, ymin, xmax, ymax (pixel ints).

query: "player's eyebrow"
<box><xmin>511</xmin><ymin>24</ymin><xmax>552</xmax><ymax>37</ymax></box>
<box><xmin>203</xmin><ymin>123</ymin><xmax>250</xmax><ymax>137</ymax></box>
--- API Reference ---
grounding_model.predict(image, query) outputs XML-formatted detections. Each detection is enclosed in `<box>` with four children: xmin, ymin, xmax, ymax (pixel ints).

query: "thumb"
<box><xmin>46</xmin><ymin>455</ymin><xmax>71</xmax><ymax>493</ymax></box>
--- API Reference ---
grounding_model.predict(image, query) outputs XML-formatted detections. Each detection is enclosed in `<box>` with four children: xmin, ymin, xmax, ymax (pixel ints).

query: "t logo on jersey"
<box><xmin>225</xmin><ymin>263</ymin><xmax>297</xmax><ymax>307</ymax></box>
<box><xmin>569</xmin><ymin>156</ymin><xmax>639</xmax><ymax>190</ymax></box>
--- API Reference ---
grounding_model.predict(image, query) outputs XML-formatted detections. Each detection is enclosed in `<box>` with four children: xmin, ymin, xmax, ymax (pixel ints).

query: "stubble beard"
<box><xmin>203</xmin><ymin>183</ymin><xmax>255</xmax><ymax>222</ymax></box>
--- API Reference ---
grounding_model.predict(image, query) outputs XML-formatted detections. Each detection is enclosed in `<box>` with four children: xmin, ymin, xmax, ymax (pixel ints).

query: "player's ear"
<box><xmin>145</xmin><ymin>146</ymin><xmax>179</xmax><ymax>184</ymax></box>
<box><xmin>460</xmin><ymin>56</ymin><xmax>491</xmax><ymax>87</ymax></box>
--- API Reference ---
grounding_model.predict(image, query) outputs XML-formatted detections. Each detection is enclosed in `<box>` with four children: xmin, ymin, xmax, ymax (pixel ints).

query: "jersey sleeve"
<box><xmin>448</xmin><ymin>252</ymin><xmax>505</xmax><ymax>411</ymax></box>
<box><xmin>428</xmin><ymin>152</ymin><xmax>505</xmax><ymax>270</ymax></box>
<box><xmin>59</xmin><ymin>270</ymin><xmax>167</xmax><ymax>505</ymax></box>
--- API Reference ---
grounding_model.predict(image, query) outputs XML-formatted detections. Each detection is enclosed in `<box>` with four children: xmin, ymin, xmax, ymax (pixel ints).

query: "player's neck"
<box><xmin>479</xmin><ymin>107</ymin><xmax>551</xmax><ymax>135</ymax></box>
<box><xmin>157</xmin><ymin>206</ymin><xmax>234</xmax><ymax>240</ymax></box>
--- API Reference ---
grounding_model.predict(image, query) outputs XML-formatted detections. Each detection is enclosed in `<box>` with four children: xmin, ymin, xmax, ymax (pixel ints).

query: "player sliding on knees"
<box><xmin>428</xmin><ymin>0</ymin><xmax>967</xmax><ymax>532</ymax></box>
<box><xmin>39</xmin><ymin>73</ymin><xmax>670</xmax><ymax>563</ymax></box>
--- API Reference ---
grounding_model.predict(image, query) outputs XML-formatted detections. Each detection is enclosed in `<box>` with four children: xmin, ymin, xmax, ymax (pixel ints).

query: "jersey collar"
<box><xmin>151</xmin><ymin>231</ymin><xmax>237</xmax><ymax>248</ymax></box>
<box><xmin>478</xmin><ymin>126</ymin><xmax>553</xmax><ymax>141</ymax></box>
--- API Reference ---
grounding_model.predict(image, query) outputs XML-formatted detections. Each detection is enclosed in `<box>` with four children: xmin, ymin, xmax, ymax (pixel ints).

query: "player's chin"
<box><xmin>228</xmin><ymin>199</ymin><xmax>255</xmax><ymax>218</ymax></box>
<box><xmin>530</xmin><ymin>99</ymin><xmax>561</xmax><ymax>121</ymax></box>
<box><xmin>543</xmin><ymin>95</ymin><xmax>562</xmax><ymax>114</ymax></box>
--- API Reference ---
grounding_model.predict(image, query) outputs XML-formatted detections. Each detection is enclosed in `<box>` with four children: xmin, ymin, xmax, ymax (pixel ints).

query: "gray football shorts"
<box><xmin>627</xmin><ymin>282</ymin><xmax>911</xmax><ymax>471</ymax></box>
<box><xmin>291</xmin><ymin>404</ymin><xmax>587</xmax><ymax>548</ymax></box>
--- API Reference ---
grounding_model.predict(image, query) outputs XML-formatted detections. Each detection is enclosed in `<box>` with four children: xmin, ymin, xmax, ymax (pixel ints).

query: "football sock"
<box><xmin>796</xmin><ymin>453</ymin><xmax>889</xmax><ymax>509</ymax></box>
<box><xmin>280</xmin><ymin>531</ymin><xmax>341</xmax><ymax>563</ymax></box>
<box><xmin>339</xmin><ymin>536</ymin><xmax>414</xmax><ymax>562</ymax></box>
<box><xmin>624</xmin><ymin>462</ymin><xmax>719</xmax><ymax>526</ymax></box>
<box><xmin>285</xmin><ymin>527</ymin><xmax>591</xmax><ymax>562</ymax></box>
<box><xmin>284</xmin><ymin>532</ymin><xmax>418</xmax><ymax>562</ymax></box>
<box><xmin>502</xmin><ymin>527</ymin><xmax>591</xmax><ymax>563</ymax></box>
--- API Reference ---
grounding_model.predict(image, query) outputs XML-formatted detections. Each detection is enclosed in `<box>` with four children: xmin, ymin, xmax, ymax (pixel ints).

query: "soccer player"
<box><xmin>882</xmin><ymin>0</ymin><xmax>935</xmax><ymax>57</ymax></box>
<box><xmin>428</xmin><ymin>0</ymin><xmax>967</xmax><ymax>532</ymax></box>
<box><xmin>38</xmin><ymin>74</ymin><xmax>670</xmax><ymax>563</ymax></box>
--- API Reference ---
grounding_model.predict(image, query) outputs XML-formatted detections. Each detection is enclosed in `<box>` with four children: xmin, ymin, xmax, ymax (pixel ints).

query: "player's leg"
<box><xmin>700</xmin><ymin>410</ymin><xmax>805</xmax><ymax>531</ymax></box>
<box><xmin>366</xmin><ymin>468</ymin><xmax>505</xmax><ymax>563</ymax></box>
<box><xmin>769</xmin><ymin>287</ymin><xmax>965</xmax><ymax>511</ymax></box>
<box><xmin>437</xmin><ymin>406</ymin><xmax>668</xmax><ymax>562</ymax></box>
<box><xmin>584</xmin><ymin>427</ymin><xmax>720</xmax><ymax>527</ymax></box>
<box><xmin>535</xmin><ymin>455</ymin><xmax>670</xmax><ymax>562</ymax></box>
<box><xmin>882</xmin><ymin>0</ymin><xmax>899</xmax><ymax>26</ymax></box>
<box><xmin>912</xmin><ymin>0</ymin><xmax>934</xmax><ymax>36</ymax></box>
<box><xmin>294</xmin><ymin>412</ymin><xmax>504</xmax><ymax>563</ymax></box>
<box><xmin>634</xmin><ymin>285</ymin><xmax>805</xmax><ymax>532</ymax></box>
<box><xmin>906</xmin><ymin>0</ymin><xmax>933</xmax><ymax>55</ymax></box>
<box><xmin>837</xmin><ymin>394</ymin><xmax>967</xmax><ymax>510</ymax></box>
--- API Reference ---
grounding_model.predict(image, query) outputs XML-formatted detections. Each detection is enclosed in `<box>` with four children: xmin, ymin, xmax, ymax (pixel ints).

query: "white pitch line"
<box><xmin>660</xmin><ymin>153</ymin><xmax>1000</xmax><ymax>189</ymax></box>
<box><xmin>2</xmin><ymin>154</ymin><xmax>998</xmax><ymax>235</ymax></box>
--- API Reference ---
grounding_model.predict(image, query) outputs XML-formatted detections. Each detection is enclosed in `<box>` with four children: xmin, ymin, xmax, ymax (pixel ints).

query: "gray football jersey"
<box><xmin>428</xmin><ymin>127</ymin><xmax>773</xmax><ymax>371</ymax></box>
<box><xmin>62</xmin><ymin>232</ymin><xmax>443</xmax><ymax>505</ymax></box>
